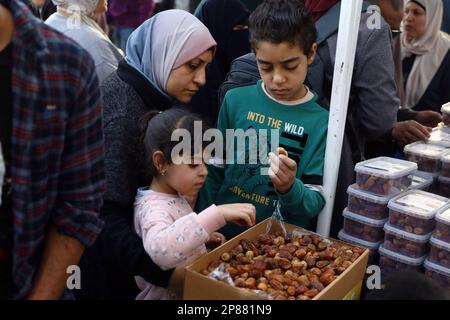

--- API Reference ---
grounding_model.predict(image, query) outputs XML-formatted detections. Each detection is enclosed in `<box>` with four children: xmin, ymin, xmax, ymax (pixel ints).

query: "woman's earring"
<box><xmin>161</xmin><ymin>169</ymin><xmax>167</xmax><ymax>176</ymax></box>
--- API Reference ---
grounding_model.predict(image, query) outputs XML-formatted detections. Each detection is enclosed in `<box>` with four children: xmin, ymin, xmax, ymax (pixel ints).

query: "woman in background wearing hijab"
<box><xmin>76</xmin><ymin>10</ymin><xmax>216</xmax><ymax>300</ymax></box>
<box><xmin>45</xmin><ymin>0</ymin><xmax>122</xmax><ymax>83</ymax></box>
<box><xmin>402</xmin><ymin>0</ymin><xmax>450</xmax><ymax>112</ymax></box>
<box><xmin>179</xmin><ymin>0</ymin><xmax>250</xmax><ymax>125</ymax></box>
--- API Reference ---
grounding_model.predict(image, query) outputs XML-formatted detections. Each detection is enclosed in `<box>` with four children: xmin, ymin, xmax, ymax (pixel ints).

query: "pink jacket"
<box><xmin>133</xmin><ymin>189</ymin><xmax>225</xmax><ymax>300</ymax></box>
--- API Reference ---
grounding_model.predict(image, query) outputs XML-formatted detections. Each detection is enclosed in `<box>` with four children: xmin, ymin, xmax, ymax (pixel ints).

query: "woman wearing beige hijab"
<box><xmin>46</xmin><ymin>0</ymin><xmax>123</xmax><ymax>83</ymax></box>
<box><xmin>402</xmin><ymin>0</ymin><xmax>450</xmax><ymax>112</ymax></box>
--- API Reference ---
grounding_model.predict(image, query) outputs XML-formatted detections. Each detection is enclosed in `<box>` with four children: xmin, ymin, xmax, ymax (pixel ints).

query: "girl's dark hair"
<box><xmin>249</xmin><ymin>0</ymin><xmax>318</xmax><ymax>55</ymax></box>
<box><xmin>140</xmin><ymin>109</ymin><xmax>209</xmax><ymax>181</ymax></box>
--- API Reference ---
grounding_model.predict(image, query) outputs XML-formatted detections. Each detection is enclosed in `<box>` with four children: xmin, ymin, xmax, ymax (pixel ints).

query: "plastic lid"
<box><xmin>384</xmin><ymin>223</ymin><xmax>432</xmax><ymax>243</ymax></box>
<box><xmin>409</xmin><ymin>172</ymin><xmax>434</xmax><ymax>190</ymax></box>
<box><xmin>441</xmin><ymin>150</ymin><xmax>450</xmax><ymax>164</ymax></box>
<box><xmin>338</xmin><ymin>230</ymin><xmax>381</xmax><ymax>250</ymax></box>
<box><xmin>404</xmin><ymin>141</ymin><xmax>448</xmax><ymax>159</ymax></box>
<box><xmin>343</xmin><ymin>208</ymin><xmax>388</xmax><ymax>227</ymax></box>
<box><xmin>436</xmin><ymin>205</ymin><xmax>450</xmax><ymax>225</ymax></box>
<box><xmin>438</xmin><ymin>175</ymin><xmax>450</xmax><ymax>184</ymax></box>
<box><xmin>430</xmin><ymin>235</ymin><xmax>450</xmax><ymax>251</ymax></box>
<box><xmin>441</xmin><ymin>102</ymin><xmax>450</xmax><ymax>114</ymax></box>
<box><xmin>354</xmin><ymin>157</ymin><xmax>417</xmax><ymax>179</ymax></box>
<box><xmin>347</xmin><ymin>184</ymin><xmax>392</xmax><ymax>204</ymax></box>
<box><xmin>388</xmin><ymin>190</ymin><xmax>449</xmax><ymax>220</ymax></box>
<box><xmin>424</xmin><ymin>259</ymin><xmax>450</xmax><ymax>277</ymax></box>
<box><xmin>427</xmin><ymin>126</ymin><xmax>450</xmax><ymax>148</ymax></box>
<box><xmin>378</xmin><ymin>245</ymin><xmax>426</xmax><ymax>266</ymax></box>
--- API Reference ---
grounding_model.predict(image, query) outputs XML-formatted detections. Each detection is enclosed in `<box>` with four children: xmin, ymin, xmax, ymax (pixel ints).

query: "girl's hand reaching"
<box><xmin>217</xmin><ymin>203</ymin><xmax>256</xmax><ymax>227</ymax></box>
<box><xmin>205</xmin><ymin>232</ymin><xmax>226</xmax><ymax>251</ymax></box>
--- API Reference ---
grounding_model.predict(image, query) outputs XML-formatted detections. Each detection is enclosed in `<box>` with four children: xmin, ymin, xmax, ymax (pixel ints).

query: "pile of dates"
<box><xmin>383</xmin><ymin>234</ymin><xmax>428</xmax><ymax>258</ymax></box>
<box><xmin>343</xmin><ymin>218</ymin><xmax>384</xmax><ymax>242</ymax></box>
<box><xmin>347</xmin><ymin>195</ymin><xmax>388</xmax><ymax>220</ymax></box>
<box><xmin>404</xmin><ymin>153</ymin><xmax>441</xmax><ymax>173</ymax></box>
<box><xmin>430</xmin><ymin>245</ymin><xmax>450</xmax><ymax>269</ymax></box>
<box><xmin>201</xmin><ymin>233</ymin><xmax>364</xmax><ymax>300</ymax></box>
<box><xmin>356</xmin><ymin>174</ymin><xmax>411</xmax><ymax>195</ymax></box>
<box><xmin>436</xmin><ymin>222</ymin><xmax>450</xmax><ymax>242</ymax></box>
<box><xmin>389</xmin><ymin>210</ymin><xmax>434</xmax><ymax>235</ymax></box>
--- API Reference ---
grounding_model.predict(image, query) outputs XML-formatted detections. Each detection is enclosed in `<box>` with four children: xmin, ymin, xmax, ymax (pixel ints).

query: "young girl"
<box><xmin>134</xmin><ymin>109</ymin><xmax>256</xmax><ymax>300</ymax></box>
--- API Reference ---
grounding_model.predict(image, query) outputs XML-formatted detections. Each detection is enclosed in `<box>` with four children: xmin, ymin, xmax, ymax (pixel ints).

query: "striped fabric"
<box><xmin>6</xmin><ymin>0</ymin><xmax>105</xmax><ymax>298</ymax></box>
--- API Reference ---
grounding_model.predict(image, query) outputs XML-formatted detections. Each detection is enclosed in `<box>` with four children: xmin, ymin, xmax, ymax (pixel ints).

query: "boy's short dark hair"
<box><xmin>249</xmin><ymin>0</ymin><xmax>317</xmax><ymax>55</ymax></box>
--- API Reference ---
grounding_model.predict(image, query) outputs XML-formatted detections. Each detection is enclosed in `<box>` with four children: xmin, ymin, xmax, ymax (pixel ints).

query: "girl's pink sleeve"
<box><xmin>139</xmin><ymin>204</ymin><xmax>226</xmax><ymax>270</ymax></box>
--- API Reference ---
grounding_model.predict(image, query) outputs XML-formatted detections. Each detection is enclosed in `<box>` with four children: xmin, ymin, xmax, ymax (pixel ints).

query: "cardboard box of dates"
<box><xmin>184</xmin><ymin>219</ymin><xmax>369</xmax><ymax>300</ymax></box>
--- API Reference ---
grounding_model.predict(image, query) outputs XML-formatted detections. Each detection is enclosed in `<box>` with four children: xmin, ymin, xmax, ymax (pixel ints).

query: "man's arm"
<box><xmin>27</xmin><ymin>226</ymin><xmax>83</xmax><ymax>300</ymax></box>
<box><xmin>27</xmin><ymin>50</ymin><xmax>105</xmax><ymax>299</ymax></box>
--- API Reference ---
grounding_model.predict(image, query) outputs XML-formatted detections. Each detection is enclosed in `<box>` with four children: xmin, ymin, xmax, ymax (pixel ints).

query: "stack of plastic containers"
<box><xmin>338</xmin><ymin>157</ymin><xmax>417</xmax><ymax>266</ymax></box>
<box><xmin>379</xmin><ymin>190</ymin><xmax>450</xmax><ymax>275</ymax></box>
<box><xmin>438</xmin><ymin>151</ymin><xmax>450</xmax><ymax>197</ymax></box>
<box><xmin>424</xmin><ymin>205</ymin><xmax>450</xmax><ymax>290</ymax></box>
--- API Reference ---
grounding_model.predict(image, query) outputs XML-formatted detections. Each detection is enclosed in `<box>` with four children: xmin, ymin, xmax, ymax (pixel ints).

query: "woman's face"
<box><xmin>166</xmin><ymin>50</ymin><xmax>214</xmax><ymax>103</ymax></box>
<box><xmin>94</xmin><ymin>0</ymin><xmax>108</xmax><ymax>14</ymax></box>
<box><xmin>403</xmin><ymin>2</ymin><xmax>427</xmax><ymax>40</ymax></box>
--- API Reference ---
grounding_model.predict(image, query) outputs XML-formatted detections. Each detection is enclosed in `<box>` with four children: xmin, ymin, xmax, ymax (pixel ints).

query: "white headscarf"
<box><xmin>125</xmin><ymin>9</ymin><xmax>217</xmax><ymax>97</ymax></box>
<box><xmin>402</xmin><ymin>0</ymin><xmax>450</xmax><ymax>108</ymax></box>
<box><xmin>51</xmin><ymin>0</ymin><xmax>98</xmax><ymax>15</ymax></box>
<box><xmin>51</xmin><ymin>0</ymin><xmax>106</xmax><ymax>36</ymax></box>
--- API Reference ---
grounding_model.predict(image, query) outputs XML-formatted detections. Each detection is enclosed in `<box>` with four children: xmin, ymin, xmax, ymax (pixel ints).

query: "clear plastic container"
<box><xmin>383</xmin><ymin>222</ymin><xmax>431</xmax><ymax>258</ymax></box>
<box><xmin>438</xmin><ymin>175</ymin><xmax>450</xmax><ymax>198</ymax></box>
<box><xmin>355</xmin><ymin>157</ymin><xmax>417</xmax><ymax>196</ymax></box>
<box><xmin>388</xmin><ymin>190</ymin><xmax>449</xmax><ymax>235</ymax></box>
<box><xmin>424</xmin><ymin>259</ymin><xmax>450</xmax><ymax>290</ymax></box>
<box><xmin>427</xmin><ymin>126</ymin><xmax>450</xmax><ymax>148</ymax></box>
<box><xmin>441</xmin><ymin>151</ymin><xmax>450</xmax><ymax>178</ymax></box>
<box><xmin>403</xmin><ymin>142</ymin><xmax>447</xmax><ymax>173</ymax></box>
<box><xmin>343</xmin><ymin>208</ymin><xmax>387</xmax><ymax>242</ymax></box>
<box><xmin>378</xmin><ymin>245</ymin><xmax>425</xmax><ymax>274</ymax></box>
<box><xmin>435</xmin><ymin>206</ymin><xmax>450</xmax><ymax>243</ymax></box>
<box><xmin>409</xmin><ymin>171</ymin><xmax>434</xmax><ymax>192</ymax></box>
<box><xmin>347</xmin><ymin>184</ymin><xmax>392</xmax><ymax>220</ymax></box>
<box><xmin>338</xmin><ymin>229</ymin><xmax>381</xmax><ymax>265</ymax></box>
<box><xmin>429</xmin><ymin>235</ymin><xmax>450</xmax><ymax>269</ymax></box>
<box><xmin>442</xmin><ymin>102</ymin><xmax>450</xmax><ymax>127</ymax></box>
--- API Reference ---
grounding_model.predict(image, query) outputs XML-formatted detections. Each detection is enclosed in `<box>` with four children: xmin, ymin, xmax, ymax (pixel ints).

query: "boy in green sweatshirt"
<box><xmin>197</xmin><ymin>0</ymin><xmax>328</xmax><ymax>239</ymax></box>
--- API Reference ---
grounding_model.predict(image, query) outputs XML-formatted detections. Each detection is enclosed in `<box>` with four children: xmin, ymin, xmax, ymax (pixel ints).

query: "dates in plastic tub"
<box><xmin>343</xmin><ymin>208</ymin><xmax>387</xmax><ymax>243</ymax></box>
<box><xmin>378</xmin><ymin>245</ymin><xmax>425</xmax><ymax>274</ymax></box>
<box><xmin>403</xmin><ymin>142</ymin><xmax>447</xmax><ymax>173</ymax></box>
<box><xmin>388</xmin><ymin>190</ymin><xmax>449</xmax><ymax>235</ymax></box>
<box><xmin>435</xmin><ymin>206</ymin><xmax>450</xmax><ymax>243</ymax></box>
<box><xmin>347</xmin><ymin>184</ymin><xmax>391</xmax><ymax>220</ymax></box>
<box><xmin>355</xmin><ymin>157</ymin><xmax>417</xmax><ymax>196</ymax></box>
<box><xmin>429</xmin><ymin>235</ymin><xmax>450</xmax><ymax>269</ymax></box>
<box><xmin>424</xmin><ymin>258</ymin><xmax>450</xmax><ymax>290</ymax></box>
<box><xmin>383</xmin><ymin>223</ymin><xmax>431</xmax><ymax>259</ymax></box>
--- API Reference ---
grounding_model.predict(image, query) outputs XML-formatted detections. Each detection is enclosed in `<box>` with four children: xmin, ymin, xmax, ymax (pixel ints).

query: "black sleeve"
<box><xmin>397</xmin><ymin>108</ymin><xmax>417</xmax><ymax>122</ymax></box>
<box><xmin>98</xmin><ymin>200</ymin><xmax>175</xmax><ymax>288</ymax></box>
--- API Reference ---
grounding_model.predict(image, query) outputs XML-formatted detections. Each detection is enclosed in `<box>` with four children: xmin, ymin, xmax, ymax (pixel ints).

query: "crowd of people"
<box><xmin>0</xmin><ymin>0</ymin><xmax>449</xmax><ymax>300</ymax></box>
